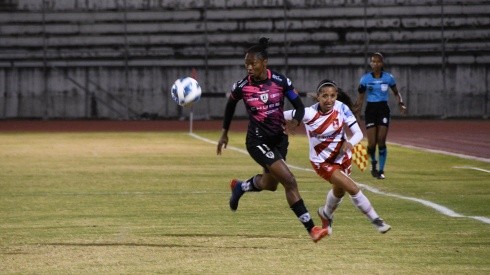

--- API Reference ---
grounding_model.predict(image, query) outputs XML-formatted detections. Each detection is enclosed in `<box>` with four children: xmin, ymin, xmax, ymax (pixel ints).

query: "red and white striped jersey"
<box><xmin>285</xmin><ymin>101</ymin><xmax>360</xmax><ymax>164</ymax></box>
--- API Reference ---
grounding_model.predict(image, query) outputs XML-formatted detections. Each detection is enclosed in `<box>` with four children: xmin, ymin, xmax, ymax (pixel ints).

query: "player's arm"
<box><xmin>353</xmin><ymin>84</ymin><xmax>366</xmax><ymax>119</ymax></box>
<box><xmin>283</xmin><ymin>107</ymin><xmax>305</xmax><ymax>135</ymax></box>
<box><xmin>285</xmin><ymin>89</ymin><xmax>305</xmax><ymax>126</ymax></box>
<box><xmin>217</xmin><ymin>96</ymin><xmax>239</xmax><ymax>155</ymax></box>
<box><xmin>346</xmin><ymin>121</ymin><xmax>363</xmax><ymax>148</ymax></box>
<box><xmin>342</xmin><ymin>104</ymin><xmax>363</xmax><ymax>152</ymax></box>
<box><xmin>390</xmin><ymin>85</ymin><xmax>407</xmax><ymax>114</ymax></box>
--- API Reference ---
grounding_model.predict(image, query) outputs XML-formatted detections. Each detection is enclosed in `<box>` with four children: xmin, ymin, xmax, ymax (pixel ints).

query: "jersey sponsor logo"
<box><xmin>250</xmin><ymin>102</ymin><xmax>281</xmax><ymax>111</ymax></box>
<box><xmin>269</xmin><ymin>92</ymin><xmax>280</xmax><ymax>99</ymax></box>
<box><xmin>308</xmin><ymin>131</ymin><xmax>337</xmax><ymax>141</ymax></box>
<box><xmin>238</xmin><ymin>80</ymin><xmax>247</xmax><ymax>88</ymax></box>
<box><xmin>272</xmin><ymin>74</ymin><xmax>283</xmax><ymax>82</ymax></box>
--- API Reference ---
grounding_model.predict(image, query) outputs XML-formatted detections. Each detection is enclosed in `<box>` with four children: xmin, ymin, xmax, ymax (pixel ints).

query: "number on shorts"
<box><xmin>256</xmin><ymin>144</ymin><xmax>271</xmax><ymax>155</ymax></box>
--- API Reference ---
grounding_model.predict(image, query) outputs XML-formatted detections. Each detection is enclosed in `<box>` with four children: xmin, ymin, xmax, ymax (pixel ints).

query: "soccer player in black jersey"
<box><xmin>216</xmin><ymin>37</ymin><xmax>328</xmax><ymax>242</ymax></box>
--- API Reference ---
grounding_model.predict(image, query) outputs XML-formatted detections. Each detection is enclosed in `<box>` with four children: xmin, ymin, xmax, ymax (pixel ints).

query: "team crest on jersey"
<box><xmin>266</xmin><ymin>151</ymin><xmax>275</xmax><ymax>159</ymax></box>
<box><xmin>260</xmin><ymin>93</ymin><xmax>269</xmax><ymax>103</ymax></box>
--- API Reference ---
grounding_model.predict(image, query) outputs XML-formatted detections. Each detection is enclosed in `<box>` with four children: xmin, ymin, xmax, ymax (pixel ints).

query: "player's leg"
<box><xmin>268</xmin><ymin>159</ymin><xmax>328</xmax><ymax>242</ymax></box>
<box><xmin>366</xmin><ymin>126</ymin><xmax>378</xmax><ymax>177</ymax></box>
<box><xmin>312</xmin><ymin>162</ymin><xmax>345</xmax><ymax>234</ymax></box>
<box><xmin>375</xmin><ymin>104</ymin><xmax>390</xmax><ymax>179</ymax></box>
<box><xmin>330</xmin><ymin>169</ymin><xmax>391</xmax><ymax>233</ymax></box>
<box><xmin>364</xmin><ymin>103</ymin><xmax>379</xmax><ymax>177</ymax></box>
<box><xmin>229</xmin><ymin>171</ymin><xmax>280</xmax><ymax>211</ymax></box>
<box><xmin>376</xmin><ymin>125</ymin><xmax>388</xmax><ymax>179</ymax></box>
<box><xmin>318</xmin><ymin>185</ymin><xmax>344</xmax><ymax>235</ymax></box>
<box><xmin>254</xmin><ymin>172</ymin><xmax>279</xmax><ymax>191</ymax></box>
<box><xmin>229</xmin><ymin>140</ymin><xmax>278</xmax><ymax>211</ymax></box>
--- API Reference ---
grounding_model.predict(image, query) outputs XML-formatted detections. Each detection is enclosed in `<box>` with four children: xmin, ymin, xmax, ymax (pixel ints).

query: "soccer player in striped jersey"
<box><xmin>216</xmin><ymin>37</ymin><xmax>328</xmax><ymax>242</ymax></box>
<box><xmin>284</xmin><ymin>79</ymin><xmax>391</xmax><ymax>235</ymax></box>
<box><xmin>353</xmin><ymin>52</ymin><xmax>407</xmax><ymax>179</ymax></box>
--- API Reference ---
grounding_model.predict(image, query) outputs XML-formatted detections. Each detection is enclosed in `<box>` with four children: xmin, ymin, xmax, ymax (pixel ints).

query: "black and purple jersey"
<box><xmin>229</xmin><ymin>69</ymin><xmax>299</xmax><ymax>138</ymax></box>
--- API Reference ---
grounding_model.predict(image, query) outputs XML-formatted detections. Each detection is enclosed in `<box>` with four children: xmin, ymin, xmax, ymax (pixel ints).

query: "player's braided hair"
<box><xmin>246</xmin><ymin>37</ymin><xmax>270</xmax><ymax>60</ymax></box>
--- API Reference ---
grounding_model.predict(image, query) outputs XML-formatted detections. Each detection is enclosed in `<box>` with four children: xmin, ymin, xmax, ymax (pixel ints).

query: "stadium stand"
<box><xmin>0</xmin><ymin>0</ymin><xmax>488</xmax><ymax>119</ymax></box>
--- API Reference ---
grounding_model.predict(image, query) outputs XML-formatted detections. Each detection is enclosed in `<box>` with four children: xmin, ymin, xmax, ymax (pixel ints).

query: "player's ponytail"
<box><xmin>258</xmin><ymin>37</ymin><xmax>269</xmax><ymax>47</ymax></box>
<box><xmin>337</xmin><ymin>88</ymin><xmax>353</xmax><ymax>109</ymax></box>
<box><xmin>246</xmin><ymin>37</ymin><xmax>270</xmax><ymax>60</ymax></box>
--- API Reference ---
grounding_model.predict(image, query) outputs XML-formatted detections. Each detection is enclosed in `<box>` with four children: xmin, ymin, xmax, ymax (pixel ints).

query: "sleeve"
<box><xmin>388</xmin><ymin>73</ymin><xmax>397</xmax><ymax>87</ymax></box>
<box><xmin>222</xmin><ymin>82</ymin><xmax>241</xmax><ymax>130</ymax></box>
<box><xmin>342</xmin><ymin>103</ymin><xmax>363</xmax><ymax>145</ymax></box>
<box><xmin>282</xmin><ymin>76</ymin><xmax>304</xmax><ymax>122</ymax></box>
<box><xmin>358</xmin><ymin>75</ymin><xmax>367</xmax><ymax>93</ymax></box>
<box><xmin>284</xmin><ymin>110</ymin><xmax>293</xmax><ymax>120</ymax></box>
<box><xmin>222</xmin><ymin>97</ymin><xmax>238</xmax><ymax>131</ymax></box>
<box><xmin>229</xmin><ymin>81</ymin><xmax>243</xmax><ymax>101</ymax></box>
<box><xmin>347</xmin><ymin>122</ymin><xmax>363</xmax><ymax>146</ymax></box>
<box><xmin>288</xmin><ymin>96</ymin><xmax>305</xmax><ymax>122</ymax></box>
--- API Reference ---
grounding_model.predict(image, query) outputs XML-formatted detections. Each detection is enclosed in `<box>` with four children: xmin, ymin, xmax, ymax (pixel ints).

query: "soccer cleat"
<box><xmin>371</xmin><ymin>161</ymin><xmax>378</xmax><ymax>178</ymax></box>
<box><xmin>372</xmin><ymin>218</ymin><xmax>391</xmax><ymax>234</ymax></box>
<box><xmin>309</xmin><ymin>226</ymin><xmax>329</xmax><ymax>243</ymax></box>
<box><xmin>377</xmin><ymin>170</ymin><xmax>385</xmax><ymax>180</ymax></box>
<box><xmin>317</xmin><ymin>207</ymin><xmax>333</xmax><ymax>236</ymax></box>
<box><xmin>229</xmin><ymin>179</ymin><xmax>244</xmax><ymax>211</ymax></box>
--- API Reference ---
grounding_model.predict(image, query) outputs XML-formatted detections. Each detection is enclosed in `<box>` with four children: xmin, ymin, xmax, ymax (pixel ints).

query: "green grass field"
<box><xmin>0</xmin><ymin>130</ymin><xmax>489</xmax><ymax>274</ymax></box>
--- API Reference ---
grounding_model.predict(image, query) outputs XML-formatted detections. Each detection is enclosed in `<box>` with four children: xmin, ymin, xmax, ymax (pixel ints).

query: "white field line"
<box><xmin>191</xmin><ymin>133</ymin><xmax>490</xmax><ymax>225</ymax></box>
<box><xmin>389</xmin><ymin>142</ymin><xmax>490</xmax><ymax>163</ymax></box>
<box><xmin>452</xmin><ymin>166</ymin><xmax>490</xmax><ymax>173</ymax></box>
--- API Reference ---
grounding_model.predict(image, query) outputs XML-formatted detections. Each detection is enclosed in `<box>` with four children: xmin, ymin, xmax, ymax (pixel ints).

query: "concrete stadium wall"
<box><xmin>0</xmin><ymin>0</ymin><xmax>488</xmax><ymax>119</ymax></box>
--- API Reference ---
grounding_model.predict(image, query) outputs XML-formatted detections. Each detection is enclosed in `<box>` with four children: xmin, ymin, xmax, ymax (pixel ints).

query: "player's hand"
<box><xmin>284</xmin><ymin>119</ymin><xmax>300</xmax><ymax>135</ymax></box>
<box><xmin>341</xmin><ymin>142</ymin><xmax>354</xmax><ymax>155</ymax></box>
<box><xmin>399</xmin><ymin>102</ymin><xmax>407</xmax><ymax>115</ymax></box>
<box><xmin>217</xmin><ymin>132</ymin><xmax>228</xmax><ymax>155</ymax></box>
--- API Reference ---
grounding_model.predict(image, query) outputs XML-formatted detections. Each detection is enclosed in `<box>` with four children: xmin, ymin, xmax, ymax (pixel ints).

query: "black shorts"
<box><xmin>246</xmin><ymin>132</ymin><xmax>288</xmax><ymax>171</ymax></box>
<box><xmin>365</xmin><ymin>101</ymin><xmax>390</xmax><ymax>129</ymax></box>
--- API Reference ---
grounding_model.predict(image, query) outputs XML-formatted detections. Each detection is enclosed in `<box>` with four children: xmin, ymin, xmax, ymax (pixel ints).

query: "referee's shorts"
<box><xmin>364</xmin><ymin>101</ymin><xmax>390</xmax><ymax>129</ymax></box>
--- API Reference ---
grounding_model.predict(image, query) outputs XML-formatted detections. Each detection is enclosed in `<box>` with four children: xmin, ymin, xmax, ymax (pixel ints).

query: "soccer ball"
<box><xmin>170</xmin><ymin>77</ymin><xmax>202</xmax><ymax>107</ymax></box>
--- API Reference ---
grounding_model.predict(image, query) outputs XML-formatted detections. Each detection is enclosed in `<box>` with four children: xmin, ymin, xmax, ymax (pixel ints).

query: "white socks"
<box><xmin>323</xmin><ymin>189</ymin><xmax>343</xmax><ymax>219</ymax></box>
<box><xmin>322</xmin><ymin>190</ymin><xmax>380</xmax><ymax>222</ymax></box>
<box><xmin>350</xmin><ymin>190</ymin><xmax>379</xmax><ymax>221</ymax></box>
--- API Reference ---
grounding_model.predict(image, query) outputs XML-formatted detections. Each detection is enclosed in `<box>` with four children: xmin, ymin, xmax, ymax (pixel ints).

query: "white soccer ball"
<box><xmin>170</xmin><ymin>77</ymin><xmax>202</xmax><ymax>107</ymax></box>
